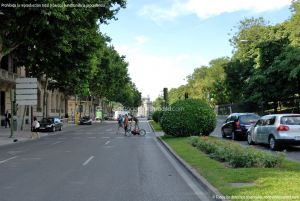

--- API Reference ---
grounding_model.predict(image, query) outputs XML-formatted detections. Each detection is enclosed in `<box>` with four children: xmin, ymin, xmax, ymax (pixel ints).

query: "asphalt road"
<box><xmin>0</xmin><ymin>120</ymin><xmax>212</xmax><ymax>201</ymax></box>
<box><xmin>212</xmin><ymin>116</ymin><xmax>300</xmax><ymax>162</ymax></box>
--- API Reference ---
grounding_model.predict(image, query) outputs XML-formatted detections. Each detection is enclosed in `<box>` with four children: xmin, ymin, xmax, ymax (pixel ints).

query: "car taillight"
<box><xmin>235</xmin><ymin>121</ymin><xmax>241</xmax><ymax>129</ymax></box>
<box><xmin>277</xmin><ymin>125</ymin><xmax>289</xmax><ymax>131</ymax></box>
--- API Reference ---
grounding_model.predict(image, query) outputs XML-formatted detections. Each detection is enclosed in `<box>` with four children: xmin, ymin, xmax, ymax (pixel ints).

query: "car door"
<box><xmin>253</xmin><ymin>119</ymin><xmax>264</xmax><ymax>143</ymax></box>
<box><xmin>223</xmin><ymin>115</ymin><xmax>236</xmax><ymax>135</ymax></box>
<box><xmin>261</xmin><ymin>116</ymin><xmax>275</xmax><ymax>144</ymax></box>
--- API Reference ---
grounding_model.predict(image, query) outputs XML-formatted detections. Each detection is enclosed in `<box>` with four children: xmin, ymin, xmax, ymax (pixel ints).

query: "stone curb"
<box><xmin>148</xmin><ymin>121</ymin><xmax>226</xmax><ymax>201</ymax></box>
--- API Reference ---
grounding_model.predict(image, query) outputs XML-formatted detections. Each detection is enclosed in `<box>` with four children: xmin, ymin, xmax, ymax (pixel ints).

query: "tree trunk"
<box><xmin>64</xmin><ymin>95</ymin><xmax>68</xmax><ymax>118</ymax></box>
<box><xmin>42</xmin><ymin>77</ymin><xmax>48</xmax><ymax>118</ymax></box>
<box><xmin>273</xmin><ymin>101</ymin><xmax>278</xmax><ymax>114</ymax></box>
<box><xmin>0</xmin><ymin>54</ymin><xmax>3</xmax><ymax>69</ymax></box>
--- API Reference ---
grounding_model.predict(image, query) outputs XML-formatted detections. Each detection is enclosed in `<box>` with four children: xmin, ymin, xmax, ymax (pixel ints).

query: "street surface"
<box><xmin>0</xmin><ymin>119</ymin><xmax>211</xmax><ymax>201</ymax></box>
<box><xmin>212</xmin><ymin>116</ymin><xmax>300</xmax><ymax>162</ymax></box>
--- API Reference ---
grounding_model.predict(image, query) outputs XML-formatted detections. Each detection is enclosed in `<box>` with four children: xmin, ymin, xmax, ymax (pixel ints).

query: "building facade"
<box><xmin>0</xmin><ymin>54</ymin><xmax>66</xmax><ymax>129</ymax></box>
<box><xmin>137</xmin><ymin>96</ymin><xmax>153</xmax><ymax>118</ymax></box>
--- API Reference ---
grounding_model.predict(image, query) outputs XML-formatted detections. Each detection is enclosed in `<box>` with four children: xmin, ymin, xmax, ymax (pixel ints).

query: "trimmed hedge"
<box><xmin>160</xmin><ymin>99</ymin><xmax>216</xmax><ymax>137</ymax></box>
<box><xmin>189</xmin><ymin>136</ymin><xmax>285</xmax><ymax>168</ymax></box>
<box><xmin>152</xmin><ymin>110</ymin><xmax>164</xmax><ymax>123</ymax></box>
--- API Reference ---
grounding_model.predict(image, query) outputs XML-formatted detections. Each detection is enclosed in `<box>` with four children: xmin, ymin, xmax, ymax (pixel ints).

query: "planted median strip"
<box><xmin>162</xmin><ymin>136</ymin><xmax>300</xmax><ymax>200</ymax></box>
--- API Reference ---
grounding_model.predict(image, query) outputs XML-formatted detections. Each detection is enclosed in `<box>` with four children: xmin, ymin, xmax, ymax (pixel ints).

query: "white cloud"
<box><xmin>114</xmin><ymin>44</ymin><xmax>207</xmax><ymax>100</ymax></box>
<box><xmin>135</xmin><ymin>35</ymin><xmax>149</xmax><ymax>45</ymax></box>
<box><xmin>140</xmin><ymin>0</ymin><xmax>292</xmax><ymax>22</ymax></box>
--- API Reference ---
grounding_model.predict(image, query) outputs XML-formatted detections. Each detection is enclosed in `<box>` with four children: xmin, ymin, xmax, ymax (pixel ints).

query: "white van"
<box><xmin>114</xmin><ymin>111</ymin><xmax>129</xmax><ymax>120</ymax></box>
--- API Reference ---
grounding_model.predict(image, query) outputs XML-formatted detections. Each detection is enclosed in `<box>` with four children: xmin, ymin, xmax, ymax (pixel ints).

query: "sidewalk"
<box><xmin>0</xmin><ymin>123</ymin><xmax>76</xmax><ymax>147</ymax></box>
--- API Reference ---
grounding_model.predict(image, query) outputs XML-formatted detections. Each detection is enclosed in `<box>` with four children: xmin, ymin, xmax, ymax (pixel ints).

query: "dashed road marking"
<box><xmin>0</xmin><ymin>156</ymin><xmax>18</xmax><ymax>164</ymax></box>
<box><xmin>83</xmin><ymin>156</ymin><xmax>94</xmax><ymax>166</ymax></box>
<box><xmin>51</xmin><ymin>141</ymin><xmax>63</xmax><ymax>145</ymax></box>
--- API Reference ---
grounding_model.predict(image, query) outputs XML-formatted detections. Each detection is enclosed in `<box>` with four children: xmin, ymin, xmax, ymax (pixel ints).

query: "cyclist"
<box><xmin>132</xmin><ymin>115</ymin><xmax>139</xmax><ymax>130</ymax></box>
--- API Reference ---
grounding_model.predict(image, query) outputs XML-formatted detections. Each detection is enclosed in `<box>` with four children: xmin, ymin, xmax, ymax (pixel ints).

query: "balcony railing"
<box><xmin>0</xmin><ymin>68</ymin><xmax>19</xmax><ymax>83</ymax></box>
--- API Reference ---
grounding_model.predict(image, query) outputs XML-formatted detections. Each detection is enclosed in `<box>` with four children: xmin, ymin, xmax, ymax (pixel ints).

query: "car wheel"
<box><xmin>269</xmin><ymin>135</ymin><xmax>280</xmax><ymax>151</ymax></box>
<box><xmin>52</xmin><ymin>126</ymin><xmax>56</xmax><ymax>132</ymax></box>
<box><xmin>59</xmin><ymin>126</ymin><xmax>62</xmax><ymax>131</ymax></box>
<box><xmin>247</xmin><ymin>132</ymin><xmax>254</xmax><ymax>145</ymax></box>
<box><xmin>231</xmin><ymin>131</ymin><xmax>238</xmax><ymax>140</ymax></box>
<box><xmin>221</xmin><ymin>129</ymin><xmax>226</xmax><ymax>138</ymax></box>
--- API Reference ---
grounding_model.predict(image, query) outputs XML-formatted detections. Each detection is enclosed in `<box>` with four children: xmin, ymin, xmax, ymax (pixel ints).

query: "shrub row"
<box><xmin>160</xmin><ymin>99</ymin><xmax>216</xmax><ymax>137</ymax></box>
<box><xmin>189</xmin><ymin>136</ymin><xmax>285</xmax><ymax>168</ymax></box>
<box><xmin>152</xmin><ymin>110</ymin><xmax>164</xmax><ymax>123</ymax></box>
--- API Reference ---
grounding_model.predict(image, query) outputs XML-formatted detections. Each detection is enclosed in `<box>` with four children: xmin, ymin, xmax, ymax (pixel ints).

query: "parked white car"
<box><xmin>247</xmin><ymin>114</ymin><xmax>300</xmax><ymax>150</ymax></box>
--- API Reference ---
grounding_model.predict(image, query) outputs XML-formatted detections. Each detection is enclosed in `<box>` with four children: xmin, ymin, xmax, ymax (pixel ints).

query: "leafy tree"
<box><xmin>0</xmin><ymin>0</ymin><xmax>126</xmax><ymax>65</ymax></box>
<box><xmin>153</xmin><ymin>96</ymin><xmax>164</xmax><ymax>110</ymax></box>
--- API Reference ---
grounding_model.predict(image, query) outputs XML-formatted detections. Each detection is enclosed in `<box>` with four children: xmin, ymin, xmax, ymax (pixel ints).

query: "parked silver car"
<box><xmin>247</xmin><ymin>114</ymin><xmax>300</xmax><ymax>150</ymax></box>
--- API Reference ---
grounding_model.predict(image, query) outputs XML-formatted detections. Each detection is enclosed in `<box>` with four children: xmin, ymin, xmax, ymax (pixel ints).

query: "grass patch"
<box><xmin>149</xmin><ymin>120</ymin><xmax>163</xmax><ymax>132</ymax></box>
<box><xmin>162</xmin><ymin>136</ymin><xmax>300</xmax><ymax>200</ymax></box>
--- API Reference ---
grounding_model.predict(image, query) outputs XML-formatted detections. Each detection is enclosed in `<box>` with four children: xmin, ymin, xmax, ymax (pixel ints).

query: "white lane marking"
<box><xmin>83</xmin><ymin>156</ymin><xmax>94</xmax><ymax>166</ymax></box>
<box><xmin>88</xmin><ymin>137</ymin><xmax>97</xmax><ymax>139</ymax></box>
<box><xmin>156</xmin><ymin>139</ymin><xmax>211</xmax><ymax>201</ymax></box>
<box><xmin>7</xmin><ymin>151</ymin><xmax>23</xmax><ymax>155</ymax></box>
<box><xmin>51</xmin><ymin>141</ymin><xmax>63</xmax><ymax>145</ymax></box>
<box><xmin>102</xmin><ymin>137</ymin><xmax>110</xmax><ymax>139</ymax></box>
<box><xmin>21</xmin><ymin>157</ymin><xmax>41</xmax><ymax>161</ymax></box>
<box><xmin>105</xmin><ymin>141</ymin><xmax>110</xmax><ymax>145</ymax></box>
<box><xmin>0</xmin><ymin>156</ymin><xmax>18</xmax><ymax>164</ymax></box>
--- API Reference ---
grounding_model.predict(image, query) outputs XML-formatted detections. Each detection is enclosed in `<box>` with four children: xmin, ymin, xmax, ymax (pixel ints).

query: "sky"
<box><xmin>101</xmin><ymin>0</ymin><xmax>293</xmax><ymax>101</ymax></box>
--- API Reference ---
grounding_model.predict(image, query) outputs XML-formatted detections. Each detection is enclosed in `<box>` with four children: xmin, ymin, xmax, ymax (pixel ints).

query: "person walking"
<box><xmin>4</xmin><ymin>110</ymin><xmax>11</xmax><ymax>128</ymax></box>
<box><xmin>117</xmin><ymin>114</ymin><xmax>123</xmax><ymax>131</ymax></box>
<box><xmin>31</xmin><ymin>117</ymin><xmax>40</xmax><ymax>139</ymax></box>
<box><xmin>124</xmin><ymin>114</ymin><xmax>129</xmax><ymax>135</ymax></box>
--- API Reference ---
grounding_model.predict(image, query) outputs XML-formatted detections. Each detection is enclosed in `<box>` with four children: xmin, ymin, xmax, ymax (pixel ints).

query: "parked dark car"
<box><xmin>39</xmin><ymin>117</ymin><xmax>63</xmax><ymax>132</ymax></box>
<box><xmin>79</xmin><ymin>116</ymin><xmax>92</xmax><ymax>125</ymax></box>
<box><xmin>221</xmin><ymin>113</ymin><xmax>260</xmax><ymax>140</ymax></box>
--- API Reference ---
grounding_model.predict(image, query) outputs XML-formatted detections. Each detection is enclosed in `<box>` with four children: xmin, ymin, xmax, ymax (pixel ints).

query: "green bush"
<box><xmin>152</xmin><ymin>110</ymin><xmax>164</xmax><ymax>123</ymax></box>
<box><xmin>160</xmin><ymin>99</ymin><xmax>216</xmax><ymax>137</ymax></box>
<box><xmin>189</xmin><ymin>136</ymin><xmax>285</xmax><ymax>168</ymax></box>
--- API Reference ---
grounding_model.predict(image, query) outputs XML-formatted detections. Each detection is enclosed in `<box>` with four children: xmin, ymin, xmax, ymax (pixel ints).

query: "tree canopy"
<box><xmin>1</xmin><ymin>0</ymin><xmax>141</xmax><ymax>108</ymax></box>
<box><xmin>166</xmin><ymin>0</ymin><xmax>300</xmax><ymax>113</ymax></box>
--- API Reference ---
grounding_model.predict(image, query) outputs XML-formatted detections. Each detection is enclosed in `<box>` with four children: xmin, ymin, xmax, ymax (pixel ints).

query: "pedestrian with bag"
<box><xmin>4</xmin><ymin>110</ymin><xmax>11</xmax><ymax>128</ymax></box>
<box><xmin>31</xmin><ymin>117</ymin><xmax>40</xmax><ymax>139</ymax></box>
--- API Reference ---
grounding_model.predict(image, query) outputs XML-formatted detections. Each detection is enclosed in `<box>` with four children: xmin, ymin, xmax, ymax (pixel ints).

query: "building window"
<box><xmin>0</xmin><ymin>55</ymin><xmax>8</xmax><ymax>70</ymax></box>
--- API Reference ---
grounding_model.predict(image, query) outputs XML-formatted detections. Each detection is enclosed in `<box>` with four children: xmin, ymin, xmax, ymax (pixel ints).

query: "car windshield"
<box><xmin>239</xmin><ymin>115</ymin><xmax>260</xmax><ymax>124</ymax></box>
<box><xmin>40</xmin><ymin>118</ymin><xmax>53</xmax><ymax>123</ymax></box>
<box><xmin>280</xmin><ymin>116</ymin><xmax>300</xmax><ymax>125</ymax></box>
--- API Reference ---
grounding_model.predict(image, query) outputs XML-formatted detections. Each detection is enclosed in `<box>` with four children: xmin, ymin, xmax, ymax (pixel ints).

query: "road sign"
<box><xmin>16</xmin><ymin>78</ymin><xmax>38</xmax><ymax>105</ymax></box>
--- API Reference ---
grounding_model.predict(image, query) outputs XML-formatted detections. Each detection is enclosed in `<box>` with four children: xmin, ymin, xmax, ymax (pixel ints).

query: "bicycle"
<box><xmin>125</xmin><ymin>123</ymin><xmax>146</xmax><ymax>136</ymax></box>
